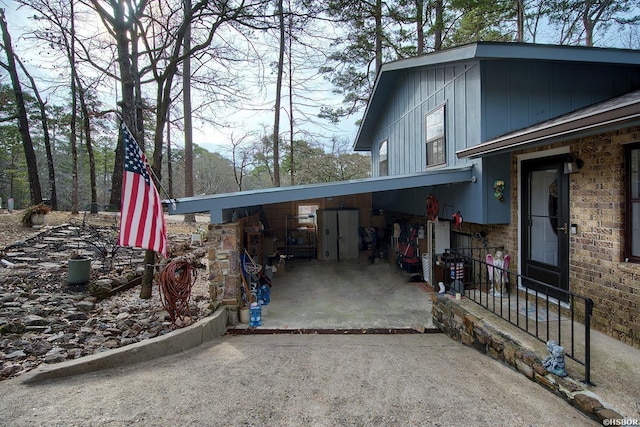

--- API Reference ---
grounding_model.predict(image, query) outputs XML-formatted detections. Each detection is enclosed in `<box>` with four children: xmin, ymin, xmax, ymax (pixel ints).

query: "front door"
<box><xmin>521</xmin><ymin>156</ymin><xmax>570</xmax><ymax>301</ymax></box>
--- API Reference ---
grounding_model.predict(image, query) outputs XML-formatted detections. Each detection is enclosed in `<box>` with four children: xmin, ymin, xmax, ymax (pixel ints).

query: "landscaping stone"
<box><xmin>0</xmin><ymin>223</ymin><xmax>211</xmax><ymax>381</ymax></box>
<box><xmin>432</xmin><ymin>294</ymin><xmax>620</xmax><ymax>423</ymax></box>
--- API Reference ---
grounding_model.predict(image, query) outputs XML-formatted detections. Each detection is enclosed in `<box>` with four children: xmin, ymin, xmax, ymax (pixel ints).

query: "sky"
<box><xmin>2</xmin><ymin>1</ymin><xmax>638</xmax><ymax>158</ymax></box>
<box><xmin>0</xmin><ymin>1</ymin><xmax>361</xmax><ymax>158</ymax></box>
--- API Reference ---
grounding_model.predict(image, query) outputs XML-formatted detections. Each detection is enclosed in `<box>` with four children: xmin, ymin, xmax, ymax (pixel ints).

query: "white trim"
<box><xmin>516</xmin><ymin>147</ymin><xmax>570</xmax><ymax>292</ymax></box>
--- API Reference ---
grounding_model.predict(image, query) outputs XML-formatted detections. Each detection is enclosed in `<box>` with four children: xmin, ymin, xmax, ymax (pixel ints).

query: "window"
<box><xmin>426</xmin><ymin>104</ymin><xmax>446</xmax><ymax>167</ymax></box>
<box><xmin>379</xmin><ymin>139</ymin><xmax>388</xmax><ymax>176</ymax></box>
<box><xmin>626</xmin><ymin>143</ymin><xmax>640</xmax><ymax>261</ymax></box>
<box><xmin>297</xmin><ymin>204</ymin><xmax>318</xmax><ymax>224</ymax></box>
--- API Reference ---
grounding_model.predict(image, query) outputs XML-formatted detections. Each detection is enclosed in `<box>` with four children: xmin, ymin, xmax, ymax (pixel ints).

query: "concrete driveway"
<box><xmin>0</xmin><ymin>334</ymin><xmax>596</xmax><ymax>426</ymax></box>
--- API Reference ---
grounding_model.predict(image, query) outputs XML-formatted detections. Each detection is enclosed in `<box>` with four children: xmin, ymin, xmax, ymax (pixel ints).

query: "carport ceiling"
<box><xmin>166</xmin><ymin>166</ymin><xmax>473</xmax><ymax>223</ymax></box>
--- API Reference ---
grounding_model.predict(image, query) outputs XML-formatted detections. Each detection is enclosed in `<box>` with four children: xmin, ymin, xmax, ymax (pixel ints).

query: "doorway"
<box><xmin>521</xmin><ymin>156</ymin><xmax>570</xmax><ymax>301</ymax></box>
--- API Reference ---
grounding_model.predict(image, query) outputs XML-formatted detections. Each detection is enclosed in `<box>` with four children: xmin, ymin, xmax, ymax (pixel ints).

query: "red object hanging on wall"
<box><xmin>426</xmin><ymin>194</ymin><xmax>439</xmax><ymax>221</ymax></box>
<box><xmin>452</xmin><ymin>211</ymin><xmax>463</xmax><ymax>228</ymax></box>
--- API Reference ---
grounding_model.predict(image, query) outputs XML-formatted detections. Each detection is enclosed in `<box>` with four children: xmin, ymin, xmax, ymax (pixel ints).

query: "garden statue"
<box><xmin>486</xmin><ymin>250</ymin><xmax>510</xmax><ymax>296</ymax></box>
<box><xmin>543</xmin><ymin>340</ymin><xmax>568</xmax><ymax>377</ymax></box>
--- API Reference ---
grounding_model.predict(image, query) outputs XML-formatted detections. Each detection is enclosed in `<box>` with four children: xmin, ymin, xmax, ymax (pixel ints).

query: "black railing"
<box><xmin>441</xmin><ymin>248</ymin><xmax>594</xmax><ymax>385</ymax></box>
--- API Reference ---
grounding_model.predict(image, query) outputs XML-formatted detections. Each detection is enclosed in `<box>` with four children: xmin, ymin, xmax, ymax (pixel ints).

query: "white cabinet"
<box><xmin>321</xmin><ymin>209</ymin><xmax>359</xmax><ymax>261</ymax></box>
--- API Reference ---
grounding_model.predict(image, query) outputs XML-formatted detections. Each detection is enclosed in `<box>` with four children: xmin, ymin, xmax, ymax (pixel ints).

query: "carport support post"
<box><xmin>207</xmin><ymin>222</ymin><xmax>242</xmax><ymax>310</ymax></box>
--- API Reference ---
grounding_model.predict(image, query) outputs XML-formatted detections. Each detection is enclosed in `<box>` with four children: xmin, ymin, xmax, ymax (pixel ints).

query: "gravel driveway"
<box><xmin>0</xmin><ymin>334</ymin><xmax>596</xmax><ymax>426</ymax></box>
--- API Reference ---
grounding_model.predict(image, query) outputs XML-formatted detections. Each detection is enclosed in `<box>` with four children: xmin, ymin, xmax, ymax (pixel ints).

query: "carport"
<box><xmin>166</xmin><ymin>167</ymin><xmax>473</xmax><ymax>330</ymax></box>
<box><xmin>230</xmin><ymin>260</ymin><xmax>436</xmax><ymax>331</ymax></box>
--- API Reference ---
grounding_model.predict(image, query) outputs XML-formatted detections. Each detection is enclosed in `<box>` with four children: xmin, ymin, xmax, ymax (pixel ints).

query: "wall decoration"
<box><xmin>452</xmin><ymin>211</ymin><xmax>463</xmax><ymax>228</ymax></box>
<box><xmin>426</xmin><ymin>193</ymin><xmax>439</xmax><ymax>221</ymax></box>
<box><xmin>493</xmin><ymin>179</ymin><xmax>505</xmax><ymax>203</ymax></box>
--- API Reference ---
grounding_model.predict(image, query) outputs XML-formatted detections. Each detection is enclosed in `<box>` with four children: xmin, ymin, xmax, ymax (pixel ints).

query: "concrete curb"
<box><xmin>20</xmin><ymin>307</ymin><xmax>228</xmax><ymax>384</ymax></box>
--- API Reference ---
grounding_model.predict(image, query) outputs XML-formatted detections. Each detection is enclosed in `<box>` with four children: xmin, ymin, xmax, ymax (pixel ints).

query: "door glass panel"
<box><xmin>528</xmin><ymin>169</ymin><xmax>559</xmax><ymax>266</ymax></box>
<box><xmin>632</xmin><ymin>150</ymin><xmax>640</xmax><ymax>198</ymax></box>
<box><xmin>632</xmin><ymin>203</ymin><xmax>640</xmax><ymax>257</ymax></box>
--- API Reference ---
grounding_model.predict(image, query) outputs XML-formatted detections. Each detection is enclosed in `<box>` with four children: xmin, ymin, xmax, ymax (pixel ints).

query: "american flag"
<box><xmin>118</xmin><ymin>122</ymin><xmax>167</xmax><ymax>258</ymax></box>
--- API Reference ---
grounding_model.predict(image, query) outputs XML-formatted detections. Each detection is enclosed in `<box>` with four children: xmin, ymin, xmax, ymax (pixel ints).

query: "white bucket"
<box><xmin>422</xmin><ymin>253</ymin><xmax>431</xmax><ymax>283</ymax></box>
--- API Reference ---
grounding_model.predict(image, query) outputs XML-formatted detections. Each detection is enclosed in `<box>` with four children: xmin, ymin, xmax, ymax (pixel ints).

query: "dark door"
<box><xmin>521</xmin><ymin>156</ymin><xmax>570</xmax><ymax>301</ymax></box>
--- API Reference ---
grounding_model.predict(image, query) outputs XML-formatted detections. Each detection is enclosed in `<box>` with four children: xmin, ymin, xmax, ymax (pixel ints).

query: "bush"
<box><xmin>20</xmin><ymin>203</ymin><xmax>51</xmax><ymax>227</ymax></box>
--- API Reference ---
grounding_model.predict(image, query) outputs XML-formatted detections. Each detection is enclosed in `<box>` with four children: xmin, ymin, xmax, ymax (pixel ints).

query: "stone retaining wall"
<box><xmin>432</xmin><ymin>293</ymin><xmax>624</xmax><ymax>423</ymax></box>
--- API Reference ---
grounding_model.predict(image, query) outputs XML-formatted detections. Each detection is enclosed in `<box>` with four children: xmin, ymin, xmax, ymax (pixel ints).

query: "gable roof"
<box><xmin>354</xmin><ymin>42</ymin><xmax>640</xmax><ymax>151</ymax></box>
<box><xmin>456</xmin><ymin>89</ymin><xmax>640</xmax><ymax>158</ymax></box>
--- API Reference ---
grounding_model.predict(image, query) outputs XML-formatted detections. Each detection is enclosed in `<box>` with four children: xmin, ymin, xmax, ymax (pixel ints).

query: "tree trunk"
<box><xmin>167</xmin><ymin>109</ymin><xmax>174</xmax><ymax>198</ymax></box>
<box><xmin>15</xmin><ymin>55</ymin><xmax>57</xmax><ymax>210</ymax></box>
<box><xmin>272</xmin><ymin>0</ymin><xmax>285</xmax><ymax>188</ymax></box>
<box><xmin>183</xmin><ymin>0</ymin><xmax>195</xmax><ymax>222</ymax></box>
<box><xmin>70</xmin><ymin>0</ymin><xmax>79</xmax><ymax>215</ymax></box>
<box><xmin>416</xmin><ymin>0</ymin><xmax>424</xmax><ymax>55</ymax></box>
<box><xmin>0</xmin><ymin>10</ymin><xmax>42</xmax><ymax>205</ymax></box>
<box><xmin>77</xmin><ymin>84</ymin><xmax>98</xmax><ymax>214</ymax></box>
<box><xmin>288</xmin><ymin>9</ymin><xmax>294</xmax><ymax>186</ymax></box>
<box><xmin>374</xmin><ymin>0</ymin><xmax>382</xmax><ymax>73</ymax></box>
<box><xmin>516</xmin><ymin>0</ymin><xmax>525</xmax><ymax>42</ymax></box>
<box><xmin>434</xmin><ymin>0</ymin><xmax>443</xmax><ymax>51</ymax></box>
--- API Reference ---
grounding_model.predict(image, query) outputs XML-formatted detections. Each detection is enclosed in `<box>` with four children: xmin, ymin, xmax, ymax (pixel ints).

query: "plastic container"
<box><xmin>260</xmin><ymin>284</ymin><xmax>270</xmax><ymax>305</ymax></box>
<box><xmin>249</xmin><ymin>302</ymin><xmax>262</xmax><ymax>327</ymax></box>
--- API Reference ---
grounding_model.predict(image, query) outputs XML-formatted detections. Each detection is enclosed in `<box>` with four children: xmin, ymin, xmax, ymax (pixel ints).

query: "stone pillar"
<box><xmin>207</xmin><ymin>223</ymin><xmax>241</xmax><ymax>309</ymax></box>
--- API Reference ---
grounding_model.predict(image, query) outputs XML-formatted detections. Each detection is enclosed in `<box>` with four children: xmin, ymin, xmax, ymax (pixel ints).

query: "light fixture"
<box><xmin>564</xmin><ymin>154</ymin><xmax>584</xmax><ymax>174</ymax></box>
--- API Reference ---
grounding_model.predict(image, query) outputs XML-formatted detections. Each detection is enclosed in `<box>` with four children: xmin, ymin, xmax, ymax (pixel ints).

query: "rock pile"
<box><xmin>0</xmin><ymin>223</ymin><xmax>211</xmax><ymax>380</ymax></box>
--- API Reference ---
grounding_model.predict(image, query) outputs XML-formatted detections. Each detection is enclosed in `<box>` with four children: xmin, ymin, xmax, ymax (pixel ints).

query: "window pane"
<box><xmin>425</xmin><ymin>105</ymin><xmax>445</xmax><ymax>167</ymax></box>
<box><xmin>298</xmin><ymin>205</ymin><xmax>318</xmax><ymax>224</ymax></box>
<box><xmin>632</xmin><ymin>149</ymin><xmax>640</xmax><ymax>199</ymax></box>
<box><xmin>379</xmin><ymin>140</ymin><xmax>388</xmax><ymax>176</ymax></box>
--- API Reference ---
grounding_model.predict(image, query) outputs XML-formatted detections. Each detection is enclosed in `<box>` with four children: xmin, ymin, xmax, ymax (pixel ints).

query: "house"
<box><xmin>352</xmin><ymin>41</ymin><xmax>640</xmax><ymax>348</ymax></box>
<box><xmin>170</xmin><ymin>42</ymin><xmax>640</xmax><ymax>348</ymax></box>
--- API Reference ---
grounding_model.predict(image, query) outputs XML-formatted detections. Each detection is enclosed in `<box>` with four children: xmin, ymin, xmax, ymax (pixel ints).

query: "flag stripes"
<box><xmin>118</xmin><ymin>123</ymin><xmax>167</xmax><ymax>258</ymax></box>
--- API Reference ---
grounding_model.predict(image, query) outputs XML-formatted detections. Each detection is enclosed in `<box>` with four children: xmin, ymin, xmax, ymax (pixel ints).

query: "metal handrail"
<box><xmin>442</xmin><ymin>248</ymin><xmax>593</xmax><ymax>385</ymax></box>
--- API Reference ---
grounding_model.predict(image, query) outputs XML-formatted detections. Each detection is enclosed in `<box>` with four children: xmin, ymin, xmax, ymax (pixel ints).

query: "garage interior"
<box><xmin>225</xmin><ymin>193</ymin><xmax>444</xmax><ymax>331</ymax></box>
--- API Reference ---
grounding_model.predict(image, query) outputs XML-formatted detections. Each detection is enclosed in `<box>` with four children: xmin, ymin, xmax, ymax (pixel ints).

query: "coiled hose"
<box><xmin>158</xmin><ymin>259</ymin><xmax>197</xmax><ymax>327</ymax></box>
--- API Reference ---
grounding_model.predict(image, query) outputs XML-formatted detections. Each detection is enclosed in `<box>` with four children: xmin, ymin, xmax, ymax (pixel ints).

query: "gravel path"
<box><xmin>0</xmin><ymin>334</ymin><xmax>597</xmax><ymax>426</ymax></box>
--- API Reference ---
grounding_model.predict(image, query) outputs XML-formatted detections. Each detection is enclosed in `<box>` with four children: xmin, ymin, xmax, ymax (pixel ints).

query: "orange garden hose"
<box><xmin>158</xmin><ymin>260</ymin><xmax>197</xmax><ymax>327</ymax></box>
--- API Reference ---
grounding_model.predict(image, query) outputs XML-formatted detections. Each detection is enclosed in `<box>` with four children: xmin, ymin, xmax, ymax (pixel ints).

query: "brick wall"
<box><xmin>466</xmin><ymin>127</ymin><xmax>640</xmax><ymax>348</ymax></box>
<box><xmin>207</xmin><ymin>223</ymin><xmax>241</xmax><ymax>309</ymax></box>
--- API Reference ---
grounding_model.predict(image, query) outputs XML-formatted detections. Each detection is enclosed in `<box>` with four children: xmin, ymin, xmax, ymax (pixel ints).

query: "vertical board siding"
<box><xmin>372</xmin><ymin>60</ymin><xmax>479</xmax><ymax>176</ymax></box>
<box><xmin>482</xmin><ymin>61</ymin><xmax>640</xmax><ymax>142</ymax></box>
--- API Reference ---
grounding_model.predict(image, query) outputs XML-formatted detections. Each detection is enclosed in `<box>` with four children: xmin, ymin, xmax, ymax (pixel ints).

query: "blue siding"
<box><xmin>370</xmin><ymin>61</ymin><xmax>481</xmax><ymax>176</ymax></box>
<box><xmin>482</xmin><ymin>61</ymin><xmax>640</xmax><ymax>141</ymax></box>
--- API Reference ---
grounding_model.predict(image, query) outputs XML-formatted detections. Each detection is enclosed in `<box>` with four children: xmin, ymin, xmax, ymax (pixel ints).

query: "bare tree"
<box><xmin>182</xmin><ymin>0</ymin><xmax>195</xmax><ymax>222</ymax></box>
<box><xmin>13</xmin><ymin>55</ymin><xmax>58</xmax><ymax>210</ymax></box>
<box><xmin>0</xmin><ymin>9</ymin><xmax>43</xmax><ymax>206</ymax></box>
<box><xmin>272</xmin><ymin>0</ymin><xmax>285</xmax><ymax>188</ymax></box>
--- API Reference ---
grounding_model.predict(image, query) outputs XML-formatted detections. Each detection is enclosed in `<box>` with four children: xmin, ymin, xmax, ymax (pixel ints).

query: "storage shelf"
<box><xmin>285</xmin><ymin>215</ymin><xmax>316</xmax><ymax>259</ymax></box>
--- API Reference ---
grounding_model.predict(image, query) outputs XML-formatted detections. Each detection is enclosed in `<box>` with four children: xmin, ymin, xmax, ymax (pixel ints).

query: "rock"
<box><xmin>74</xmin><ymin>301</ymin><xmax>94</xmax><ymax>312</ymax></box>
<box><xmin>22</xmin><ymin>315</ymin><xmax>48</xmax><ymax>327</ymax></box>
<box><xmin>44</xmin><ymin>352</ymin><xmax>67</xmax><ymax>364</ymax></box>
<box><xmin>88</xmin><ymin>279</ymin><xmax>112</xmax><ymax>296</ymax></box>
<box><xmin>46</xmin><ymin>331</ymin><xmax>65</xmax><ymax>342</ymax></box>
<box><xmin>0</xmin><ymin>294</ymin><xmax>14</xmax><ymax>303</ymax></box>
<box><xmin>0</xmin><ymin>322</ymin><xmax>26</xmax><ymax>335</ymax></box>
<box><xmin>5</xmin><ymin>350</ymin><xmax>27</xmax><ymax>359</ymax></box>
<box><xmin>64</xmin><ymin>312</ymin><xmax>88</xmax><ymax>322</ymax></box>
<box><xmin>0</xmin><ymin>363</ymin><xmax>22</xmax><ymax>379</ymax></box>
<box><xmin>115</xmin><ymin>312</ymin><xmax>130</xmax><ymax>321</ymax></box>
<box><xmin>120</xmin><ymin>337</ymin><xmax>137</xmax><ymax>346</ymax></box>
<box><xmin>43</xmin><ymin>346</ymin><xmax>68</xmax><ymax>363</ymax></box>
<box><xmin>26</xmin><ymin>341</ymin><xmax>53</xmax><ymax>356</ymax></box>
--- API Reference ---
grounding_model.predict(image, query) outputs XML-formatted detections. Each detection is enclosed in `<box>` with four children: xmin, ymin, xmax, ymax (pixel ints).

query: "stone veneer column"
<box><xmin>207</xmin><ymin>223</ymin><xmax>241</xmax><ymax>309</ymax></box>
